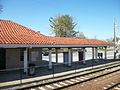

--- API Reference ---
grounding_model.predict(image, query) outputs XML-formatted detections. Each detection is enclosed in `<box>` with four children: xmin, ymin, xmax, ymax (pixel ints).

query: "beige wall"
<box><xmin>5</xmin><ymin>48</ymin><xmax>42</xmax><ymax>69</ymax></box>
<box><xmin>29</xmin><ymin>48</ymin><xmax>42</xmax><ymax>66</ymax></box>
<box><xmin>6</xmin><ymin>49</ymin><xmax>20</xmax><ymax>69</ymax></box>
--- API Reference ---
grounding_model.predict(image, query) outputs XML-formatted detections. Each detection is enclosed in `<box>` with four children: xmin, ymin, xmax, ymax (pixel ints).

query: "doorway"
<box><xmin>0</xmin><ymin>48</ymin><xmax>6</xmax><ymax>69</ymax></box>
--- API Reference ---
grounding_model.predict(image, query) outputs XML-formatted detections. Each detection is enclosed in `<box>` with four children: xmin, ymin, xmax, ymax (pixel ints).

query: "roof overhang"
<box><xmin>0</xmin><ymin>44</ymin><xmax>114</xmax><ymax>48</ymax></box>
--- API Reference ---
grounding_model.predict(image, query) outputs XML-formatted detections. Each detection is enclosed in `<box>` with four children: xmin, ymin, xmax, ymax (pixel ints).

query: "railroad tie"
<box><xmin>79</xmin><ymin>77</ymin><xmax>86</xmax><ymax>81</ymax></box>
<box><xmin>94</xmin><ymin>79</ymin><xmax>97</xmax><ymax>81</ymax></box>
<box><xmin>65</xmin><ymin>80</ymin><xmax>74</xmax><ymax>84</ymax></box>
<box><xmin>84</xmin><ymin>77</ymin><xmax>89</xmax><ymax>79</ymax></box>
<box><xmin>89</xmin><ymin>74</ymin><xmax>93</xmax><ymax>77</ymax></box>
<box><xmin>46</xmin><ymin>85</ymin><xmax>54</xmax><ymax>89</ymax></box>
<box><xmin>30</xmin><ymin>89</ymin><xmax>35</xmax><ymax>90</ymax></box>
<box><xmin>107</xmin><ymin>84</ymin><xmax>111</xmax><ymax>87</ymax></box>
<box><xmin>80</xmin><ymin>76</ymin><xmax>85</xmax><ymax>79</ymax></box>
<box><xmin>80</xmin><ymin>76</ymin><xmax>88</xmax><ymax>79</ymax></box>
<box><xmin>70</xmin><ymin>79</ymin><xmax>79</xmax><ymax>82</ymax></box>
<box><xmin>103</xmin><ymin>76</ymin><xmax>106</xmax><ymax>78</ymax></box>
<box><xmin>76</xmin><ymin>77</ymin><xmax>81</xmax><ymax>80</ymax></box>
<box><xmin>59</xmin><ymin>82</ymin><xmax>68</xmax><ymax>86</ymax></box>
<box><xmin>80</xmin><ymin>78</ymin><xmax>84</xmax><ymax>81</ymax></box>
<box><xmin>118</xmin><ymin>85</ymin><xmax>120</xmax><ymax>87</ymax></box>
<box><xmin>111</xmin><ymin>82</ymin><xmax>116</xmax><ymax>85</ymax></box>
<box><xmin>38</xmin><ymin>87</ymin><xmax>46</xmax><ymax>90</ymax></box>
<box><xmin>114</xmin><ymin>87</ymin><xmax>120</xmax><ymax>89</ymax></box>
<box><xmin>53</xmin><ymin>83</ymin><xmax>62</xmax><ymax>87</ymax></box>
<box><xmin>103</xmin><ymin>87</ymin><xmax>107</xmax><ymax>89</ymax></box>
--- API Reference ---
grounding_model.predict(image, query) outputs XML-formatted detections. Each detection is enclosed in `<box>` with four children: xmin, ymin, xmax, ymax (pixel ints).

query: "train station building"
<box><xmin>0</xmin><ymin>20</ymin><xmax>112</xmax><ymax>74</ymax></box>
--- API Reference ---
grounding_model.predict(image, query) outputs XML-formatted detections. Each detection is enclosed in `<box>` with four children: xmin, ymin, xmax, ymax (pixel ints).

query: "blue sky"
<box><xmin>0</xmin><ymin>0</ymin><xmax>120</xmax><ymax>40</ymax></box>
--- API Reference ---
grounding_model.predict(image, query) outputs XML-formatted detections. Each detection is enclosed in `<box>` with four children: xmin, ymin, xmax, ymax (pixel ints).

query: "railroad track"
<box><xmin>17</xmin><ymin>61</ymin><xmax>120</xmax><ymax>90</ymax></box>
<box><xmin>104</xmin><ymin>82</ymin><xmax>120</xmax><ymax>90</ymax></box>
<box><xmin>110</xmin><ymin>84</ymin><xmax>120</xmax><ymax>90</ymax></box>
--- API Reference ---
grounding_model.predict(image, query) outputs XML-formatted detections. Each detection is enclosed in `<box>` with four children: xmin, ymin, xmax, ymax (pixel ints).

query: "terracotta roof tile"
<box><xmin>0</xmin><ymin>20</ymin><xmax>50</xmax><ymax>44</ymax></box>
<box><xmin>0</xmin><ymin>20</ymin><xmax>112</xmax><ymax>46</ymax></box>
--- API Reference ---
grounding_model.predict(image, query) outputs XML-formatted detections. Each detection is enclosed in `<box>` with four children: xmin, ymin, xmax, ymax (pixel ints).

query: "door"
<box><xmin>78</xmin><ymin>52</ymin><xmax>83</xmax><ymax>61</ymax></box>
<box><xmin>0</xmin><ymin>48</ymin><xmax>6</xmax><ymax>69</ymax></box>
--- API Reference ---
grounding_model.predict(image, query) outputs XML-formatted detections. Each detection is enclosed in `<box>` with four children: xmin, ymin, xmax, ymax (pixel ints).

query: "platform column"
<box><xmin>49</xmin><ymin>48</ymin><xmax>52</xmax><ymax>69</ymax></box>
<box><xmin>55</xmin><ymin>48</ymin><xmax>58</xmax><ymax>63</ymax></box>
<box><xmin>95</xmin><ymin>47</ymin><xmax>98</xmax><ymax>61</ymax></box>
<box><xmin>104</xmin><ymin>46</ymin><xmax>107</xmax><ymax>60</ymax></box>
<box><xmin>68</xmin><ymin>48</ymin><xmax>72</xmax><ymax>66</ymax></box>
<box><xmin>83</xmin><ymin>48</ymin><xmax>86</xmax><ymax>64</ymax></box>
<box><xmin>92</xmin><ymin>47</ymin><xmax>95</xmax><ymax>60</ymax></box>
<box><xmin>24</xmin><ymin>48</ymin><xmax>28</xmax><ymax>74</ymax></box>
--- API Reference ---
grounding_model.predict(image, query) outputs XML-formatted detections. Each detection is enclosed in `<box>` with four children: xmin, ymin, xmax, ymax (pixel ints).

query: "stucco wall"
<box><xmin>29</xmin><ymin>48</ymin><xmax>42</xmax><ymax>66</ymax></box>
<box><xmin>5</xmin><ymin>48</ymin><xmax>42</xmax><ymax>69</ymax></box>
<box><xmin>6</xmin><ymin>49</ymin><xmax>20</xmax><ymax>69</ymax></box>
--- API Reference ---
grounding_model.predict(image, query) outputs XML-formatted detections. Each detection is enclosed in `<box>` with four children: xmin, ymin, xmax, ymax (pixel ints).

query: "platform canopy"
<box><xmin>0</xmin><ymin>20</ymin><xmax>113</xmax><ymax>48</ymax></box>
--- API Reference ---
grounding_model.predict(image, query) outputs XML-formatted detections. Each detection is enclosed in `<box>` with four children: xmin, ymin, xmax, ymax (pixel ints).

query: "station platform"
<box><xmin>0</xmin><ymin>59</ymin><xmax>120</xmax><ymax>89</ymax></box>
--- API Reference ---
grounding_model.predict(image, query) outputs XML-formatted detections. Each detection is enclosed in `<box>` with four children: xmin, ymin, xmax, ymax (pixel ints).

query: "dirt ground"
<box><xmin>64</xmin><ymin>70</ymin><xmax>120</xmax><ymax>90</ymax></box>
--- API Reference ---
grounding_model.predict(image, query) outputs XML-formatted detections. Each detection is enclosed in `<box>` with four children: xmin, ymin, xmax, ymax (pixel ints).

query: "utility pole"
<box><xmin>114</xmin><ymin>16</ymin><xmax>116</xmax><ymax>59</ymax></box>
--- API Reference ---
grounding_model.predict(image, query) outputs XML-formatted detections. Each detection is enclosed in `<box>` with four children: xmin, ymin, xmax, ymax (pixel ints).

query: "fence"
<box><xmin>0</xmin><ymin>57</ymin><xmax>120</xmax><ymax>89</ymax></box>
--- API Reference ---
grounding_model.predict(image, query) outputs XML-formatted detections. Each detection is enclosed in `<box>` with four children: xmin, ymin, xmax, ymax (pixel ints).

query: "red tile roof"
<box><xmin>0</xmin><ymin>20</ymin><xmax>112</xmax><ymax>46</ymax></box>
<box><xmin>0</xmin><ymin>20</ymin><xmax>50</xmax><ymax>44</ymax></box>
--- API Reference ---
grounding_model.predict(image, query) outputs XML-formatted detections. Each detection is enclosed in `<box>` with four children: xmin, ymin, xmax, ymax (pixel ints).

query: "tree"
<box><xmin>75</xmin><ymin>31</ymin><xmax>86</xmax><ymax>38</ymax></box>
<box><xmin>106</xmin><ymin>37</ymin><xmax>113</xmax><ymax>42</ymax></box>
<box><xmin>49</xmin><ymin>14</ymin><xmax>77</xmax><ymax>37</ymax></box>
<box><xmin>106</xmin><ymin>37</ymin><xmax>120</xmax><ymax>43</ymax></box>
<box><xmin>112</xmin><ymin>37</ymin><xmax>120</xmax><ymax>42</ymax></box>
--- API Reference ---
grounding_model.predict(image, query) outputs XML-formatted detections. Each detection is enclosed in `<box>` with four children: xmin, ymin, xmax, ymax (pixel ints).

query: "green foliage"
<box><xmin>106</xmin><ymin>37</ymin><xmax>113</xmax><ymax>42</ymax></box>
<box><xmin>49</xmin><ymin>14</ymin><xmax>77</xmax><ymax>37</ymax></box>
<box><xmin>106</xmin><ymin>37</ymin><xmax>120</xmax><ymax>42</ymax></box>
<box><xmin>76</xmin><ymin>32</ymin><xmax>86</xmax><ymax>38</ymax></box>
